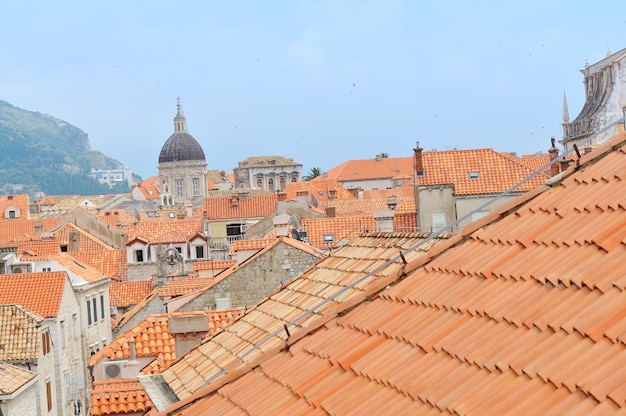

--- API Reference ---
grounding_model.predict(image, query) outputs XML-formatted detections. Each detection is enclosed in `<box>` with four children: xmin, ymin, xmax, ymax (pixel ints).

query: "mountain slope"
<box><xmin>0</xmin><ymin>100</ymin><xmax>134</xmax><ymax>196</ymax></box>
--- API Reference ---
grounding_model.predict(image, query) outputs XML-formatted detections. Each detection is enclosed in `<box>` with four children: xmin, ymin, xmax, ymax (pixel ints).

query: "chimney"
<box><xmin>34</xmin><ymin>221</ymin><xmax>43</xmax><ymax>237</ymax></box>
<box><xmin>548</xmin><ymin>137</ymin><xmax>560</xmax><ymax>177</ymax></box>
<box><xmin>386</xmin><ymin>195</ymin><xmax>398</xmax><ymax>211</ymax></box>
<box><xmin>559</xmin><ymin>158</ymin><xmax>573</xmax><ymax>171</ymax></box>
<box><xmin>326</xmin><ymin>206</ymin><xmax>336</xmax><ymax>217</ymax></box>
<box><xmin>273</xmin><ymin>214</ymin><xmax>290</xmax><ymax>237</ymax></box>
<box><xmin>374</xmin><ymin>210</ymin><xmax>395</xmax><ymax>232</ymax></box>
<box><xmin>276</xmin><ymin>192</ymin><xmax>287</xmax><ymax>202</ymax></box>
<box><xmin>69</xmin><ymin>230</ymin><xmax>80</xmax><ymax>252</ymax></box>
<box><xmin>413</xmin><ymin>141</ymin><xmax>424</xmax><ymax>176</ymax></box>
<box><xmin>375</xmin><ymin>154</ymin><xmax>381</xmax><ymax>161</ymax></box>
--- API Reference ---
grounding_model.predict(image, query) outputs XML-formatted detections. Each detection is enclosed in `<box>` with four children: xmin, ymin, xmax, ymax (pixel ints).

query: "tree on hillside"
<box><xmin>303</xmin><ymin>167</ymin><xmax>322</xmax><ymax>181</ymax></box>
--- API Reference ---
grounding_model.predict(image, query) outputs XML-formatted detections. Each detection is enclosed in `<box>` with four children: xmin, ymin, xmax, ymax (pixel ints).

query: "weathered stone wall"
<box><xmin>179</xmin><ymin>242</ymin><xmax>319</xmax><ymax>311</ymax></box>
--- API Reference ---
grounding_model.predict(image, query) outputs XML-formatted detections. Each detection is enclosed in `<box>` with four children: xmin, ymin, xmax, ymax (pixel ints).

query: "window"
<box><xmin>195</xmin><ymin>245</ymin><xmax>204</xmax><ymax>259</ymax></box>
<box><xmin>268</xmin><ymin>178</ymin><xmax>274</xmax><ymax>191</ymax></box>
<box><xmin>175</xmin><ymin>179</ymin><xmax>183</xmax><ymax>196</ymax></box>
<box><xmin>468</xmin><ymin>171</ymin><xmax>480</xmax><ymax>179</ymax></box>
<box><xmin>61</xmin><ymin>245</ymin><xmax>68</xmax><ymax>252</ymax></box>
<box><xmin>135</xmin><ymin>249</ymin><xmax>144</xmax><ymax>262</ymax></box>
<box><xmin>323</xmin><ymin>234</ymin><xmax>335</xmax><ymax>243</ymax></box>
<box><xmin>8</xmin><ymin>210</ymin><xmax>15</xmax><ymax>218</ymax></box>
<box><xmin>256</xmin><ymin>178</ymin><xmax>262</xmax><ymax>188</ymax></box>
<box><xmin>328</xmin><ymin>190</ymin><xmax>337</xmax><ymax>199</ymax></box>
<box><xmin>432</xmin><ymin>213</ymin><xmax>447</xmax><ymax>232</ymax></box>
<box><xmin>226</xmin><ymin>223</ymin><xmax>243</xmax><ymax>237</ymax></box>
<box><xmin>42</xmin><ymin>267</ymin><xmax>51</xmax><ymax>272</ymax></box>
<box><xmin>101</xmin><ymin>294</ymin><xmax>105</xmax><ymax>320</ymax></box>
<box><xmin>279</xmin><ymin>177</ymin><xmax>286</xmax><ymax>190</ymax></box>
<box><xmin>93</xmin><ymin>297</ymin><xmax>98</xmax><ymax>322</ymax></box>
<box><xmin>175</xmin><ymin>247</ymin><xmax>182</xmax><ymax>254</ymax></box>
<box><xmin>87</xmin><ymin>299</ymin><xmax>92</xmax><ymax>325</ymax></box>
<box><xmin>46</xmin><ymin>381</ymin><xmax>52</xmax><ymax>411</ymax></box>
<box><xmin>42</xmin><ymin>331</ymin><xmax>51</xmax><ymax>355</ymax></box>
<box><xmin>192</xmin><ymin>178</ymin><xmax>199</xmax><ymax>195</ymax></box>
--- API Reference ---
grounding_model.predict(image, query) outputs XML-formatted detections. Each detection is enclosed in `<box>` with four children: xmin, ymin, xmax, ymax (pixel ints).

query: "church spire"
<box><xmin>563</xmin><ymin>90</ymin><xmax>570</xmax><ymax>123</ymax></box>
<box><xmin>174</xmin><ymin>96</ymin><xmax>187</xmax><ymax>133</ymax></box>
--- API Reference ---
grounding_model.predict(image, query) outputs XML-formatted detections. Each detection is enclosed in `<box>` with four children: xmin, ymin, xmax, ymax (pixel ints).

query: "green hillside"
<box><xmin>0</xmin><ymin>100</ymin><xmax>134</xmax><ymax>196</ymax></box>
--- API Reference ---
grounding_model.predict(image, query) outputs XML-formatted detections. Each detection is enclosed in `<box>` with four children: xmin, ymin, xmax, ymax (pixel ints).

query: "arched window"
<box><xmin>268</xmin><ymin>178</ymin><xmax>274</xmax><ymax>191</ymax></box>
<box><xmin>256</xmin><ymin>178</ymin><xmax>263</xmax><ymax>188</ymax></box>
<box><xmin>279</xmin><ymin>177</ymin><xmax>286</xmax><ymax>190</ymax></box>
<box><xmin>163</xmin><ymin>196</ymin><xmax>167</xmax><ymax>205</ymax></box>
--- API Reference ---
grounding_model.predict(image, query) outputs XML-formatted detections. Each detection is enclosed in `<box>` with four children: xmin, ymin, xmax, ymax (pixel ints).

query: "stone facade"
<box><xmin>233</xmin><ymin>156</ymin><xmax>302</xmax><ymax>191</ymax></box>
<box><xmin>562</xmin><ymin>47</ymin><xmax>626</xmax><ymax>151</ymax></box>
<box><xmin>178</xmin><ymin>240</ymin><xmax>320</xmax><ymax>311</ymax></box>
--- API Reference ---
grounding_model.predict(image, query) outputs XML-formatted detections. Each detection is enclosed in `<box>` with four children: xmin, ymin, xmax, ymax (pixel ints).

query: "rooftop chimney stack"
<box><xmin>548</xmin><ymin>137</ymin><xmax>560</xmax><ymax>177</ymax></box>
<box><xmin>413</xmin><ymin>141</ymin><xmax>424</xmax><ymax>177</ymax></box>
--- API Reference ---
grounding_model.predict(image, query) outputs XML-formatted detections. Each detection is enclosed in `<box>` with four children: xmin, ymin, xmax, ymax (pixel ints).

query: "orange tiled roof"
<box><xmin>282</xmin><ymin>179</ymin><xmax>356</xmax><ymax>204</ymax></box>
<box><xmin>301</xmin><ymin>216</ymin><xmax>376</xmax><ymax>247</ymax></box>
<box><xmin>157</xmin><ymin>278</ymin><xmax>215</xmax><ymax>298</ymax></box>
<box><xmin>327</xmin><ymin>197</ymin><xmax>415</xmax><ymax>217</ymax></box>
<box><xmin>155</xmin><ymin>133</ymin><xmax>626</xmax><ymax>415</ymax></box>
<box><xmin>0</xmin><ymin>272</ymin><xmax>67</xmax><ymax>318</ymax></box>
<box><xmin>0</xmin><ymin>304</ymin><xmax>45</xmax><ymax>361</ymax></box>
<box><xmin>193</xmin><ymin>260</ymin><xmax>237</xmax><ymax>272</ymax></box>
<box><xmin>0</xmin><ymin>194</ymin><xmax>30</xmax><ymax>215</ymax></box>
<box><xmin>53</xmin><ymin>222</ymin><xmax>117</xmax><ymax>251</ymax></box>
<box><xmin>90</xmin><ymin>309</ymin><xmax>246</xmax><ymax>373</ymax></box>
<box><xmin>123</xmin><ymin>218</ymin><xmax>203</xmax><ymax>244</ymax></box>
<box><xmin>16</xmin><ymin>239</ymin><xmax>61</xmax><ymax>257</ymax></box>
<box><xmin>109</xmin><ymin>281</ymin><xmax>154</xmax><ymax>308</ymax></box>
<box><xmin>50</xmin><ymin>253</ymin><xmax>110</xmax><ymax>283</ymax></box>
<box><xmin>361</xmin><ymin>186</ymin><xmax>415</xmax><ymax>200</ymax></box>
<box><xmin>71</xmin><ymin>250</ymin><xmax>128</xmax><ymax>280</ymax></box>
<box><xmin>153</xmin><ymin>232</ymin><xmax>447</xmax><ymax>401</ymax></box>
<box><xmin>321</xmin><ymin>149</ymin><xmax>547</xmax><ymax>196</ymax></box>
<box><xmin>204</xmin><ymin>194</ymin><xmax>277</xmax><ymax>221</ymax></box>
<box><xmin>90</xmin><ymin>379</ymin><xmax>153</xmax><ymax>416</ymax></box>
<box><xmin>0</xmin><ymin>362</ymin><xmax>36</xmax><ymax>396</ymax></box>
<box><xmin>229</xmin><ymin>238</ymin><xmax>274</xmax><ymax>254</ymax></box>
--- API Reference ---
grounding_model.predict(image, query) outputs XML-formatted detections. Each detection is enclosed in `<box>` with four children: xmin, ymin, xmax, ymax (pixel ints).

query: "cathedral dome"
<box><xmin>158</xmin><ymin>99</ymin><xmax>206</xmax><ymax>163</ymax></box>
<box><xmin>158</xmin><ymin>132</ymin><xmax>206</xmax><ymax>163</ymax></box>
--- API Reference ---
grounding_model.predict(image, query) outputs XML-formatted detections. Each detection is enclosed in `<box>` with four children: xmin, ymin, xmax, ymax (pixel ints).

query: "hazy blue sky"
<box><xmin>2</xmin><ymin>1</ymin><xmax>625</xmax><ymax>179</ymax></box>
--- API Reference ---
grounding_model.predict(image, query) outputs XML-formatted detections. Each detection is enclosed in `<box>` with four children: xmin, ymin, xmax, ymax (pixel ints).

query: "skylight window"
<box><xmin>468</xmin><ymin>171</ymin><xmax>480</xmax><ymax>179</ymax></box>
<box><xmin>323</xmin><ymin>234</ymin><xmax>335</xmax><ymax>243</ymax></box>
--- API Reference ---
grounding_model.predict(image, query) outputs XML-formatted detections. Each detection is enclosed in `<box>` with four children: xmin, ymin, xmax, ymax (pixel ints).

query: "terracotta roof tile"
<box><xmin>204</xmin><ymin>194</ymin><xmax>277</xmax><ymax>221</ymax></box>
<box><xmin>90</xmin><ymin>379</ymin><xmax>153</xmax><ymax>416</ymax></box>
<box><xmin>90</xmin><ymin>309</ymin><xmax>245</xmax><ymax>373</ymax></box>
<box><xmin>148</xmin><ymin>133</ymin><xmax>626</xmax><ymax>415</ymax></box>
<box><xmin>110</xmin><ymin>281</ymin><xmax>155</xmax><ymax>308</ymax></box>
<box><xmin>320</xmin><ymin>150</ymin><xmax>547</xmax><ymax>196</ymax></box>
<box><xmin>0</xmin><ymin>272</ymin><xmax>68</xmax><ymax>317</ymax></box>
<box><xmin>282</xmin><ymin>179</ymin><xmax>356</xmax><ymax>204</ymax></box>
<box><xmin>155</xmin><ymin>232</ymin><xmax>447</xmax><ymax>401</ymax></box>
<box><xmin>0</xmin><ymin>361</ymin><xmax>37</xmax><ymax>396</ymax></box>
<box><xmin>71</xmin><ymin>249</ymin><xmax>128</xmax><ymax>280</ymax></box>
<box><xmin>0</xmin><ymin>304</ymin><xmax>45</xmax><ymax>361</ymax></box>
<box><xmin>192</xmin><ymin>260</ymin><xmax>236</xmax><ymax>272</ymax></box>
<box><xmin>123</xmin><ymin>218</ymin><xmax>203</xmax><ymax>244</ymax></box>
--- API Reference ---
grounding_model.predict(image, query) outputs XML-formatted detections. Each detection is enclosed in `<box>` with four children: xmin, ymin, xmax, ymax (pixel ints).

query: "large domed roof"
<box><xmin>159</xmin><ymin>132</ymin><xmax>206</xmax><ymax>163</ymax></box>
<box><xmin>158</xmin><ymin>99</ymin><xmax>206</xmax><ymax>163</ymax></box>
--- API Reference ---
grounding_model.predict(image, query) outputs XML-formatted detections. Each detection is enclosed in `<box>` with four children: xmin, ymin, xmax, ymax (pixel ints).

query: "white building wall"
<box><xmin>1</xmin><ymin>379</ymin><xmax>39</xmax><ymax>416</ymax></box>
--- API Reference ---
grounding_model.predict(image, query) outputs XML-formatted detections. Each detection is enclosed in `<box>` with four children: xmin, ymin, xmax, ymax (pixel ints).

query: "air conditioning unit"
<box><xmin>103</xmin><ymin>361</ymin><xmax>128</xmax><ymax>380</ymax></box>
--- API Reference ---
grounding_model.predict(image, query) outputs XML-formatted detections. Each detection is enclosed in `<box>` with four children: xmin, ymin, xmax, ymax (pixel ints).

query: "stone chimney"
<box><xmin>276</xmin><ymin>192</ymin><xmax>287</xmax><ymax>202</ymax></box>
<box><xmin>386</xmin><ymin>195</ymin><xmax>398</xmax><ymax>211</ymax></box>
<box><xmin>273</xmin><ymin>214</ymin><xmax>290</xmax><ymax>237</ymax></box>
<box><xmin>326</xmin><ymin>206</ymin><xmax>336</xmax><ymax>218</ymax></box>
<box><xmin>374</xmin><ymin>210</ymin><xmax>395</xmax><ymax>232</ymax></box>
<box><xmin>375</xmin><ymin>154</ymin><xmax>382</xmax><ymax>162</ymax></box>
<box><xmin>413</xmin><ymin>141</ymin><xmax>424</xmax><ymax>176</ymax></box>
<box><xmin>69</xmin><ymin>230</ymin><xmax>80</xmax><ymax>252</ymax></box>
<box><xmin>548</xmin><ymin>137</ymin><xmax>560</xmax><ymax>177</ymax></box>
<box><xmin>34</xmin><ymin>221</ymin><xmax>43</xmax><ymax>237</ymax></box>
